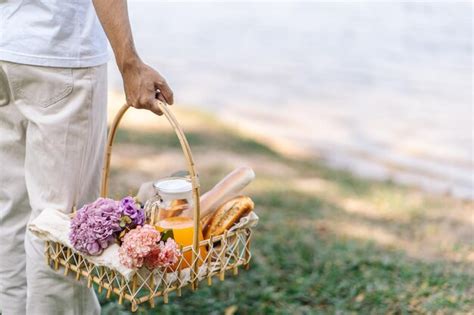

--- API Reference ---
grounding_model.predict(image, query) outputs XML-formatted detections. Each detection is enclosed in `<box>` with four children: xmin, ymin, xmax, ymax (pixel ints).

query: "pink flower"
<box><xmin>118</xmin><ymin>224</ymin><xmax>182</xmax><ymax>270</ymax></box>
<box><xmin>118</xmin><ymin>225</ymin><xmax>161</xmax><ymax>269</ymax></box>
<box><xmin>144</xmin><ymin>238</ymin><xmax>181</xmax><ymax>269</ymax></box>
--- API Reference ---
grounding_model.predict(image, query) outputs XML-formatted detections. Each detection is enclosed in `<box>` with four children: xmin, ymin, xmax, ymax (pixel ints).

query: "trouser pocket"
<box><xmin>7</xmin><ymin>63</ymin><xmax>73</xmax><ymax>108</ymax></box>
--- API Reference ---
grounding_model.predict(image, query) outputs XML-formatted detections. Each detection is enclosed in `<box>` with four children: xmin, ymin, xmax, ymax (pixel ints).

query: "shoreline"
<box><xmin>107</xmin><ymin>91</ymin><xmax>473</xmax><ymax>202</ymax></box>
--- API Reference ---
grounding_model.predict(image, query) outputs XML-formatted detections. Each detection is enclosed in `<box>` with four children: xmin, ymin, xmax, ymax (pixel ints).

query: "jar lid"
<box><xmin>153</xmin><ymin>177</ymin><xmax>192</xmax><ymax>194</ymax></box>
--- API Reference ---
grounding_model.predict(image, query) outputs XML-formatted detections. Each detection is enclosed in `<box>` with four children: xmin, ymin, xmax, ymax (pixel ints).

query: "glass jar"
<box><xmin>154</xmin><ymin>177</ymin><xmax>193</xmax><ymax>221</ymax></box>
<box><xmin>150</xmin><ymin>177</ymin><xmax>206</xmax><ymax>269</ymax></box>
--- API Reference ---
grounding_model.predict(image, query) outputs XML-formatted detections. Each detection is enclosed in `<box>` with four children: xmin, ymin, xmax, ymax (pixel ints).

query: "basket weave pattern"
<box><xmin>45</xmin><ymin>228</ymin><xmax>252</xmax><ymax>310</ymax></box>
<box><xmin>44</xmin><ymin>102</ymin><xmax>255</xmax><ymax>312</ymax></box>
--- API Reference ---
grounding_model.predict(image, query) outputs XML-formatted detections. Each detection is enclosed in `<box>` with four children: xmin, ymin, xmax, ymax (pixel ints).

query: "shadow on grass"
<box><xmin>100</xmin><ymin>205</ymin><xmax>473</xmax><ymax>314</ymax></box>
<box><xmin>100</xmin><ymin>127</ymin><xmax>474</xmax><ymax>314</ymax></box>
<box><xmin>114</xmin><ymin>128</ymin><xmax>278</xmax><ymax>158</ymax></box>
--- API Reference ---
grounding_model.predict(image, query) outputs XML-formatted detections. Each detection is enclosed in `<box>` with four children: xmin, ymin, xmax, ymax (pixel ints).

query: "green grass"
<box><xmin>101</xmin><ymin>113</ymin><xmax>474</xmax><ymax>314</ymax></box>
<box><xmin>114</xmin><ymin>126</ymin><xmax>279</xmax><ymax>158</ymax></box>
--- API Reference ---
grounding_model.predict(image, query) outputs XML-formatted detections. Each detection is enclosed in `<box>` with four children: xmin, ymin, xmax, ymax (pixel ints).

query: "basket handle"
<box><xmin>100</xmin><ymin>101</ymin><xmax>201</xmax><ymax>288</ymax></box>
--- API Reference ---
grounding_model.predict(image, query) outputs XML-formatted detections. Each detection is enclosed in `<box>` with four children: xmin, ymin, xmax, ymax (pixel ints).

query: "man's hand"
<box><xmin>121</xmin><ymin>58</ymin><xmax>174</xmax><ymax>115</ymax></box>
<box><xmin>92</xmin><ymin>0</ymin><xmax>173</xmax><ymax>115</ymax></box>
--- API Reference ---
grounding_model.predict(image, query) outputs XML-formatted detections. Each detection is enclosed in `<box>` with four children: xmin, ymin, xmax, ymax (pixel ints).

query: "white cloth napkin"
<box><xmin>28</xmin><ymin>208</ymin><xmax>136</xmax><ymax>280</ymax></box>
<box><xmin>28</xmin><ymin>208</ymin><xmax>259</xmax><ymax>281</ymax></box>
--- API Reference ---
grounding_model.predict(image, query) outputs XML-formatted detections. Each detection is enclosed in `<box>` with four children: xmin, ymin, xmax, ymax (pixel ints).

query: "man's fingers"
<box><xmin>156</xmin><ymin>92</ymin><xmax>167</xmax><ymax>104</ymax></box>
<box><xmin>129</xmin><ymin>93</ymin><xmax>163</xmax><ymax>115</ymax></box>
<box><xmin>149</xmin><ymin>101</ymin><xmax>163</xmax><ymax>115</ymax></box>
<box><xmin>144</xmin><ymin>94</ymin><xmax>163</xmax><ymax>115</ymax></box>
<box><xmin>155</xmin><ymin>80</ymin><xmax>174</xmax><ymax>105</ymax></box>
<box><xmin>124</xmin><ymin>65</ymin><xmax>173</xmax><ymax>116</ymax></box>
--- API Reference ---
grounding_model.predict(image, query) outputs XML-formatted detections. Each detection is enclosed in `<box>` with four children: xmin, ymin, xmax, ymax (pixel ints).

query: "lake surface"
<box><xmin>109</xmin><ymin>1</ymin><xmax>473</xmax><ymax>199</ymax></box>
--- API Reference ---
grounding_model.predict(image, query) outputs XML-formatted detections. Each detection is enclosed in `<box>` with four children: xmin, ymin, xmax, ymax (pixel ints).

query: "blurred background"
<box><xmin>104</xmin><ymin>1</ymin><xmax>473</xmax><ymax>314</ymax></box>
<box><xmin>109</xmin><ymin>0</ymin><xmax>472</xmax><ymax>199</ymax></box>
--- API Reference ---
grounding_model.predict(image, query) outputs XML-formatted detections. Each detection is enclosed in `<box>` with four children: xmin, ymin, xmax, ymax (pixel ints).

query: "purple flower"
<box><xmin>69</xmin><ymin>198</ymin><xmax>122</xmax><ymax>256</ymax></box>
<box><xmin>119</xmin><ymin>196</ymin><xmax>145</xmax><ymax>227</ymax></box>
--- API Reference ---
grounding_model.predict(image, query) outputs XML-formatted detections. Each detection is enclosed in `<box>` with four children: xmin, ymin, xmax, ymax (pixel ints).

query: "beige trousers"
<box><xmin>0</xmin><ymin>61</ymin><xmax>107</xmax><ymax>315</ymax></box>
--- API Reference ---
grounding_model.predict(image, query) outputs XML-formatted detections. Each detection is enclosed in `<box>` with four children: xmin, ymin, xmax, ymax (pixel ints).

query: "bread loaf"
<box><xmin>204</xmin><ymin>196</ymin><xmax>254</xmax><ymax>239</ymax></box>
<box><xmin>160</xmin><ymin>199</ymin><xmax>189</xmax><ymax>219</ymax></box>
<box><xmin>200</xmin><ymin>212</ymin><xmax>214</xmax><ymax>232</ymax></box>
<box><xmin>202</xmin><ymin>166</ymin><xmax>254</xmax><ymax>216</ymax></box>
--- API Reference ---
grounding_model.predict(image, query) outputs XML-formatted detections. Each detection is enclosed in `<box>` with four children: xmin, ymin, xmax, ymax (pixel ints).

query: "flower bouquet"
<box><xmin>69</xmin><ymin>197</ymin><xmax>181</xmax><ymax>270</ymax></box>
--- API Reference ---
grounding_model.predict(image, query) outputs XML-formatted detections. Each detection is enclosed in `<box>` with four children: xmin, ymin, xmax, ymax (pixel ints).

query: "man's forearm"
<box><xmin>92</xmin><ymin>0</ymin><xmax>174</xmax><ymax>110</ymax></box>
<box><xmin>92</xmin><ymin>0</ymin><xmax>139</xmax><ymax>73</ymax></box>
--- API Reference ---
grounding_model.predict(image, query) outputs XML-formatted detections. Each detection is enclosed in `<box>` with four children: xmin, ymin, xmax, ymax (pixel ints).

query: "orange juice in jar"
<box><xmin>153</xmin><ymin>177</ymin><xmax>207</xmax><ymax>270</ymax></box>
<box><xmin>156</xmin><ymin>216</ymin><xmax>207</xmax><ymax>269</ymax></box>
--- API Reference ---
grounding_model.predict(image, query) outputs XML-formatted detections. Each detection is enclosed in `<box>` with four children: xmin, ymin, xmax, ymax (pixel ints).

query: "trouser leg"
<box><xmin>0</xmin><ymin>63</ymin><xmax>29</xmax><ymax>315</ymax></box>
<box><xmin>2</xmin><ymin>61</ymin><xmax>108</xmax><ymax>315</ymax></box>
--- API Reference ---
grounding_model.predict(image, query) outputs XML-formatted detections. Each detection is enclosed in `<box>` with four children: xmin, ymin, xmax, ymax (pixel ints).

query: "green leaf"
<box><xmin>119</xmin><ymin>215</ymin><xmax>132</xmax><ymax>228</ymax></box>
<box><xmin>161</xmin><ymin>229</ymin><xmax>174</xmax><ymax>241</ymax></box>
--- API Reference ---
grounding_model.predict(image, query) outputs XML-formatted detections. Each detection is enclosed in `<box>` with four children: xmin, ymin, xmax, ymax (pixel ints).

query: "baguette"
<box><xmin>181</xmin><ymin>166</ymin><xmax>255</xmax><ymax>220</ymax></box>
<box><xmin>204</xmin><ymin>196</ymin><xmax>254</xmax><ymax>239</ymax></box>
<box><xmin>200</xmin><ymin>166</ymin><xmax>255</xmax><ymax>218</ymax></box>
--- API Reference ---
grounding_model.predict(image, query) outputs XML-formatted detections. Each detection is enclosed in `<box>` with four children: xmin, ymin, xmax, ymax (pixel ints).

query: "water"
<box><xmin>109</xmin><ymin>1</ymin><xmax>473</xmax><ymax>199</ymax></box>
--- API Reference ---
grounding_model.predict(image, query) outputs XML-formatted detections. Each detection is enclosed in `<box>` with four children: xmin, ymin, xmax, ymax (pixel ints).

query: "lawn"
<box><xmin>99</xmin><ymin>105</ymin><xmax>473</xmax><ymax>314</ymax></box>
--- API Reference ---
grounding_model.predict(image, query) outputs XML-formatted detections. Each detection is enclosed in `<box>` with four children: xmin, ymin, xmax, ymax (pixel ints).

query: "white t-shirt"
<box><xmin>0</xmin><ymin>0</ymin><xmax>109</xmax><ymax>68</ymax></box>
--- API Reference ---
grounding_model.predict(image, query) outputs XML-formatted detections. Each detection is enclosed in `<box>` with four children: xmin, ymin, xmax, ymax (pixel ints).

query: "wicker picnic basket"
<box><xmin>44</xmin><ymin>101</ymin><xmax>255</xmax><ymax>312</ymax></box>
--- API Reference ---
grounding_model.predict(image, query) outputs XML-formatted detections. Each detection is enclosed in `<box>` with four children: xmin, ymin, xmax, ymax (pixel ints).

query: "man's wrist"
<box><xmin>116</xmin><ymin>49</ymin><xmax>142</xmax><ymax>74</ymax></box>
